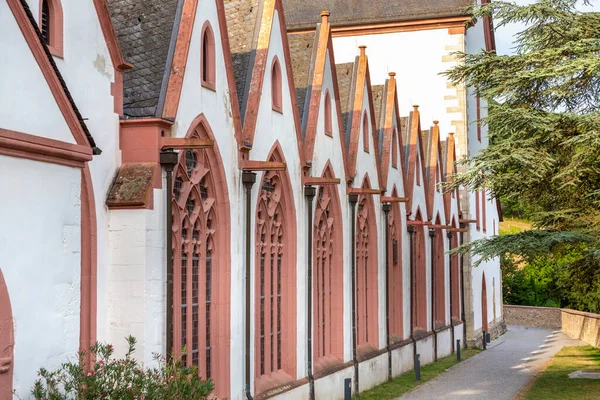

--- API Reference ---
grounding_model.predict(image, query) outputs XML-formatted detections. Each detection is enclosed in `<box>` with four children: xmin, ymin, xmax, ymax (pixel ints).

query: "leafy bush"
<box><xmin>30</xmin><ymin>336</ymin><xmax>213</xmax><ymax>400</ymax></box>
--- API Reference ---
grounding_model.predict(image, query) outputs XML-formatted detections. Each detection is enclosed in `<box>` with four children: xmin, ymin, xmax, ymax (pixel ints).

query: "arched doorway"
<box><xmin>481</xmin><ymin>273</ymin><xmax>489</xmax><ymax>333</ymax></box>
<box><xmin>0</xmin><ymin>269</ymin><xmax>13</xmax><ymax>397</ymax></box>
<box><xmin>171</xmin><ymin>115</ymin><xmax>231</xmax><ymax>397</ymax></box>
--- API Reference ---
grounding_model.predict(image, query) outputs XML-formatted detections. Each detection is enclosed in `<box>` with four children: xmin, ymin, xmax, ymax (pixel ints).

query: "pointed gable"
<box><xmin>424</xmin><ymin>121</ymin><xmax>445</xmax><ymax>217</ymax></box>
<box><xmin>288</xmin><ymin>29</ymin><xmax>316</xmax><ymax>124</ymax></box>
<box><xmin>340</xmin><ymin>45</ymin><xmax>383</xmax><ymax>189</ymax></box>
<box><xmin>224</xmin><ymin>0</ymin><xmax>303</xmax><ymax>154</ymax></box>
<box><xmin>404</xmin><ymin>106</ymin><xmax>429</xmax><ymax>218</ymax></box>
<box><xmin>377</xmin><ymin>72</ymin><xmax>406</xmax><ymax>193</ymax></box>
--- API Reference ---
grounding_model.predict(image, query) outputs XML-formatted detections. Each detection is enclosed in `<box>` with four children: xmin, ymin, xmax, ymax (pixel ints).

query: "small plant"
<box><xmin>30</xmin><ymin>336</ymin><xmax>213</xmax><ymax>400</ymax></box>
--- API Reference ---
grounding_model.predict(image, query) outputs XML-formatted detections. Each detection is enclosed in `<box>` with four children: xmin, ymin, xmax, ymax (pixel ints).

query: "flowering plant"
<box><xmin>31</xmin><ymin>336</ymin><xmax>213</xmax><ymax>400</ymax></box>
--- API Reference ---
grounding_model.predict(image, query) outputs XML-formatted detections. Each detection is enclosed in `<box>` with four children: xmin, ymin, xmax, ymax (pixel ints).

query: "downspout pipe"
<box><xmin>429</xmin><ymin>229</ymin><xmax>438</xmax><ymax>362</ymax></box>
<box><xmin>447</xmin><ymin>231</ymin><xmax>455</xmax><ymax>354</ymax></box>
<box><xmin>407</xmin><ymin>225</ymin><xmax>416</xmax><ymax>358</ymax></box>
<box><xmin>242</xmin><ymin>172</ymin><xmax>257</xmax><ymax>400</ymax></box>
<box><xmin>160</xmin><ymin>149</ymin><xmax>179</xmax><ymax>360</ymax></box>
<box><xmin>349</xmin><ymin>193</ymin><xmax>359</xmax><ymax>394</ymax></box>
<box><xmin>304</xmin><ymin>186</ymin><xmax>317</xmax><ymax>400</ymax></box>
<box><xmin>382</xmin><ymin>203</ymin><xmax>392</xmax><ymax>381</ymax></box>
<box><xmin>459</xmin><ymin>222</ymin><xmax>467</xmax><ymax>349</ymax></box>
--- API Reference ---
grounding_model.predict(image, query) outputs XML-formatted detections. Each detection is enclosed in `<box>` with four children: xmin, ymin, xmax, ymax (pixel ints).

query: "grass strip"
<box><xmin>521</xmin><ymin>346</ymin><xmax>600</xmax><ymax>400</ymax></box>
<box><xmin>354</xmin><ymin>348</ymin><xmax>481</xmax><ymax>400</ymax></box>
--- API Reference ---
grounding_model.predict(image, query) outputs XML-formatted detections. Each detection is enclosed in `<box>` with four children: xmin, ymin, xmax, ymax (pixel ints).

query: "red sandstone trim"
<box><xmin>0</xmin><ymin>269</ymin><xmax>14</xmax><ymax>397</ymax></box>
<box><xmin>162</xmin><ymin>0</ymin><xmax>199</xmax><ymax>118</ymax></box>
<box><xmin>7</xmin><ymin>0</ymin><xmax>91</xmax><ymax>148</ymax></box>
<box><xmin>271</xmin><ymin>56</ymin><xmax>283</xmax><ymax>113</ymax></box>
<box><xmin>0</xmin><ymin>128</ymin><xmax>92</xmax><ymax>168</ymax></box>
<box><xmin>92</xmin><ymin>0</ymin><xmax>131</xmax><ymax>70</ymax></box>
<box><xmin>80</xmin><ymin>166</ymin><xmax>98</xmax><ymax>367</ymax></box>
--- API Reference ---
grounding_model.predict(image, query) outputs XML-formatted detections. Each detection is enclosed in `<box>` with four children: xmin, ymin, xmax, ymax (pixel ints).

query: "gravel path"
<box><xmin>395</xmin><ymin>325</ymin><xmax>585</xmax><ymax>400</ymax></box>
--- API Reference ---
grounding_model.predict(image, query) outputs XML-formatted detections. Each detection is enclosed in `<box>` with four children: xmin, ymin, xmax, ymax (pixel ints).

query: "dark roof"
<box><xmin>282</xmin><ymin>0</ymin><xmax>472</xmax><ymax>31</ymax></box>
<box><xmin>20</xmin><ymin>0</ymin><xmax>100</xmax><ymax>154</ymax></box>
<box><xmin>224</xmin><ymin>0</ymin><xmax>262</xmax><ymax>115</ymax></box>
<box><xmin>335</xmin><ymin>62</ymin><xmax>355</xmax><ymax>147</ymax></box>
<box><xmin>288</xmin><ymin>30</ymin><xmax>317</xmax><ymax>126</ymax></box>
<box><xmin>107</xmin><ymin>0</ymin><xmax>181</xmax><ymax>117</ymax></box>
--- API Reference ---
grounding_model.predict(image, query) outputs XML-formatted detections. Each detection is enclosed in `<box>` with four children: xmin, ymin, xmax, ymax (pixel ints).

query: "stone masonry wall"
<box><xmin>504</xmin><ymin>305</ymin><xmax>600</xmax><ymax>348</ymax></box>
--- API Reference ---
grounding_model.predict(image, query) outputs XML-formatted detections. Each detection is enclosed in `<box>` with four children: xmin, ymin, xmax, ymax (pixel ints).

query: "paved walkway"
<box><xmin>396</xmin><ymin>325</ymin><xmax>586</xmax><ymax>400</ymax></box>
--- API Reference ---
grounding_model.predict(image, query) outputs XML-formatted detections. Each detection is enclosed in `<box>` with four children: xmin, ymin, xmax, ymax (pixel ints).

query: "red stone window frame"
<box><xmin>324</xmin><ymin>90</ymin><xmax>333</xmax><ymax>137</ymax></box>
<box><xmin>476</xmin><ymin>92</ymin><xmax>482</xmax><ymax>142</ymax></box>
<box><xmin>433</xmin><ymin>214</ymin><xmax>446</xmax><ymax>328</ymax></box>
<box><xmin>481</xmin><ymin>189</ymin><xmax>487</xmax><ymax>233</ymax></box>
<box><xmin>39</xmin><ymin>0</ymin><xmax>63</xmax><ymax>58</ymax></box>
<box><xmin>171</xmin><ymin>117</ymin><xmax>230</xmax><ymax>398</ymax></box>
<box><xmin>313</xmin><ymin>164</ymin><xmax>344</xmax><ymax>368</ymax></box>
<box><xmin>355</xmin><ymin>177</ymin><xmax>379</xmax><ymax>352</ymax></box>
<box><xmin>254</xmin><ymin>145</ymin><xmax>296</xmax><ymax>394</ymax></box>
<box><xmin>271</xmin><ymin>57</ymin><xmax>283</xmax><ymax>113</ymax></box>
<box><xmin>416</xmin><ymin>151</ymin><xmax>422</xmax><ymax>186</ymax></box>
<box><xmin>362</xmin><ymin>111</ymin><xmax>369</xmax><ymax>153</ymax></box>
<box><xmin>387</xmin><ymin>187</ymin><xmax>403</xmax><ymax>340</ymax></box>
<box><xmin>391</xmin><ymin>127</ymin><xmax>398</xmax><ymax>169</ymax></box>
<box><xmin>413</xmin><ymin>209</ymin><xmax>428</xmax><ymax>332</ymax></box>
<box><xmin>200</xmin><ymin>22</ymin><xmax>216</xmax><ymax>91</ymax></box>
<box><xmin>450</xmin><ymin>218</ymin><xmax>460</xmax><ymax>322</ymax></box>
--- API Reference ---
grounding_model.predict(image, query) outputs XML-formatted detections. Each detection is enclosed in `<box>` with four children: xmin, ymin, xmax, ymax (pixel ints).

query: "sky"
<box><xmin>495</xmin><ymin>0</ymin><xmax>600</xmax><ymax>55</ymax></box>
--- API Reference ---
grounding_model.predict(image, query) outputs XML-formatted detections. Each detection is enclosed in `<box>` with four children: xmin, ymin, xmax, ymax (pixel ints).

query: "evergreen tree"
<box><xmin>444</xmin><ymin>0</ymin><xmax>600</xmax><ymax>310</ymax></box>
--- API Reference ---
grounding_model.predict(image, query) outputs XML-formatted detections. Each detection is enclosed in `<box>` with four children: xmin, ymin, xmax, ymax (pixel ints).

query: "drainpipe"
<box><xmin>407</xmin><ymin>225</ymin><xmax>416</xmax><ymax>357</ymax></box>
<box><xmin>429</xmin><ymin>229</ymin><xmax>438</xmax><ymax>361</ymax></box>
<box><xmin>382</xmin><ymin>204</ymin><xmax>392</xmax><ymax>380</ymax></box>
<box><xmin>304</xmin><ymin>185</ymin><xmax>316</xmax><ymax>400</ymax></box>
<box><xmin>447</xmin><ymin>231</ymin><xmax>455</xmax><ymax>354</ymax></box>
<box><xmin>160</xmin><ymin>150</ymin><xmax>179</xmax><ymax>360</ymax></box>
<box><xmin>242</xmin><ymin>172</ymin><xmax>257</xmax><ymax>400</ymax></box>
<box><xmin>349</xmin><ymin>193</ymin><xmax>359</xmax><ymax>394</ymax></box>
<box><xmin>459</xmin><ymin>222</ymin><xmax>467</xmax><ymax>349</ymax></box>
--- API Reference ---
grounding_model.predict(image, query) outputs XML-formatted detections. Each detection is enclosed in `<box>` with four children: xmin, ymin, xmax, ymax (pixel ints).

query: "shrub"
<box><xmin>30</xmin><ymin>336</ymin><xmax>213</xmax><ymax>400</ymax></box>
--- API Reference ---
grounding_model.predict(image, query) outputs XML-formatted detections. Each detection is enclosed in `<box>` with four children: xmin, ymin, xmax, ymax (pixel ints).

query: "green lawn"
<box><xmin>354</xmin><ymin>349</ymin><xmax>481</xmax><ymax>400</ymax></box>
<box><xmin>521</xmin><ymin>346</ymin><xmax>600</xmax><ymax>400</ymax></box>
<box><xmin>500</xmin><ymin>218</ymin><xmax>532</xmax><ymax>235</ymax></box>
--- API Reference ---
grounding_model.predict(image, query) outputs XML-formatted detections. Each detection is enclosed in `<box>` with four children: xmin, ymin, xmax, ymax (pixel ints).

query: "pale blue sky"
<box><xmin>495</xmin><ymin>0</ymin><xmax>600</xmax><ymax>55</ymax></box>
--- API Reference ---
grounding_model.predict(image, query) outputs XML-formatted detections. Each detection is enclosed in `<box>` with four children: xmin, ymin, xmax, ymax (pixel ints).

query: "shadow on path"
<box><xmin>395</xmin><ymin>325</ymin><xmax>585</xmax><ymax>400</ymax></box>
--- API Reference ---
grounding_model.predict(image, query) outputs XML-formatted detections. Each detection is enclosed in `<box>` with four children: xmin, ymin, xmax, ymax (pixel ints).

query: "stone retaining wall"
<box><xmin>503</xmin><ymin>305</ymin><xmax>600</xmax><ymax>348</ymax></box>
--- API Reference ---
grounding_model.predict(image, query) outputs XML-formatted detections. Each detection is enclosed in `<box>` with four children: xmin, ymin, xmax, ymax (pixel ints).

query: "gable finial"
<box><xmin>358</xmin><ymin>45</ymin><xmax>367</xmax><ymax>56</ymax></box>
<box><xmin>413</xmin><ymin>105</ymin><xmax>419</xmax><ymax>112</ymax></box>
<box><xmin>433</xmin><ymin>120</ymin><xmax>439</xmax><ymax>125</ymax></box>
<box><xmin>320</xmin><ymin>10</ymin><xmax>330</xmax><ymax>24</ymax></box>
<box><xmin>388</xmin><ymin>72</ymin><xmax>396</xmax><ymax>77</ymax></box>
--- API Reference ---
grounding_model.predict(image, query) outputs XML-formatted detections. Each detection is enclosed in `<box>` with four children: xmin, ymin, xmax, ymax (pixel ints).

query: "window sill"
<box><xmin>201</xmin><ymin>80</ymin><xmax>216</xmax><ymax>91</ymax></box>
<box><xmin>324</xmin><ymin>130</ymin><xmax>333</xmax><ymax>137</ymax></box>
<box><xmin>255</xmin><ymin>369</ymin><xmax>295</xmax><ymax>398</ymax></box>
<box><xmin>272</xmin><ymin>105</ymin><xmax>283</xmax><ymax>114</ymax></box>
<box><xmin>48</xmin><ymin>45</ymin><xmax>64</xmax><ymax>59</ymax></box>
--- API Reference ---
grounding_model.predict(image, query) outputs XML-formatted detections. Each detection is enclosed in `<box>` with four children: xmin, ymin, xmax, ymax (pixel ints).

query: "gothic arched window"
<box><xmin>271</xmin><ymin>57</ymin><xmax>283</xmax><ymax>112</ymax></box>
<box><xmin>324</xmin><ymin>90</ymin><xmax>333</xmax><ymax>136</ymax></box>
<box><xmin>313</xmin><ymin>165</ymin><xmax>343</xmax><ymax>366</ymax></box>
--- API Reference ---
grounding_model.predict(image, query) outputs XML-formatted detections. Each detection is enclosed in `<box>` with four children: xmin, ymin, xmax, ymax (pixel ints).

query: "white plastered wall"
<box><xmin>26</xmin><ymin>0</ymin><xmax>124</xmax><ymax>345</ymax></box>
<box><xmin>247</xmin><ymin>9</ymin><xmax>306</xmax><ymax>396</ymax></box>
<box><xmin>0</xmin><ymin>2</ymin><xmax>73</xmax><ymax>144</ymax></box>
<box><xmin>172</xmin><ymin>1</ymin><xmax>242</xmax><ymax>396</ymax></box>
<box><xmin>0</xmin><ymin>156</ymin><xmax>82</xmax><ymax>398</ymax></box>
<box><xmin>308</xmin><ymin>49</ymin><xmax>352</xmax><ymax>362</ymax></box>
<box><xmin>466</xmin><ymin>17</ymin><xmax>502</xmax><ymax>334</ymax></box>
<box><xmin>107</xmin><ymin>188</ymin><xmax>166</xmax><ymax>365</ymax></box>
